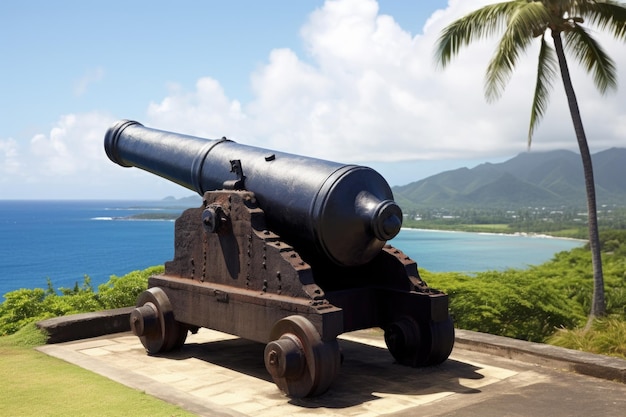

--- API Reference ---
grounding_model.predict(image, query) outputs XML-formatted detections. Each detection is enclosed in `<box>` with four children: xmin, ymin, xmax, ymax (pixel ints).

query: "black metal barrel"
<box><xmin>104</xmin><ymin>120</ymin><xmax>402</xmax><ymax>266</ymax></box>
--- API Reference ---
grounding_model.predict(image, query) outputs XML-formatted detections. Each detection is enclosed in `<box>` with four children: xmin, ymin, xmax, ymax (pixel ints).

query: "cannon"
<box><xmin>105</xmin><ymin>120</ymin><xmax>454</xmax><ymax>397</ymax></box>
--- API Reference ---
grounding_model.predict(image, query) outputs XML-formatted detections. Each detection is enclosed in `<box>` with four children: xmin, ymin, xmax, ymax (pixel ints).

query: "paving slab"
<box><xmin>37</xmin><ymin>328</ymin><xmax>626</xmax><ymax>417</ymax></box>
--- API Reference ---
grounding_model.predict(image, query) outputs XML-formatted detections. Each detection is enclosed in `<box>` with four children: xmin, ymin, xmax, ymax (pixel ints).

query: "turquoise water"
<box><xmin>393</xmin><ymin>228</ymin><xmax>582</xmax><ymax>273</ymax></box>
<box><xmin>0</xmin><ymin>200</ymin><xmax>583</xmax><ymax>297</ymax></box>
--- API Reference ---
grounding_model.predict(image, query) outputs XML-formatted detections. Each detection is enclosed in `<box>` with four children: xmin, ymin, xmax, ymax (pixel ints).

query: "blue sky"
<box><xmin>1</xmin><ymin>0</ymin><xmax>624</xmax><ymax>199</ymax></box>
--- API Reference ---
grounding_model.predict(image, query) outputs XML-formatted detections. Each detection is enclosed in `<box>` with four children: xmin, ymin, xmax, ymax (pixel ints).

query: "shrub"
<box><xmin>0</xmin><ymin>266</ymin><xmax>161</xmax><ymax>336</ymax></box>
<box><xmin>97</xmin><ymin>266</ymin><xmax>163</xmax><ymax>309</ymax></box>
<box><xmin>0</xmin><ymin>288</ymin><xmax>48</xmax><ymax>335</ymax></box>
<box><xmin>422</xmin><ymin>268</ymin><xmax>585</xmax><ymax>342</ymax></box>
<box><xmin>422</xmin><ymin>230</ymin><xmax>626</xmax><ymax>345</ymax></box>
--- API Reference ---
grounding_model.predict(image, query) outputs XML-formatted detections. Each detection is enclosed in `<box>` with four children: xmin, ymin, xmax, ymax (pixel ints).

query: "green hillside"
<box><xmin>394</xmin><ymin>148</ymin><xmax>626</xmax><ymax>209</ymax></box>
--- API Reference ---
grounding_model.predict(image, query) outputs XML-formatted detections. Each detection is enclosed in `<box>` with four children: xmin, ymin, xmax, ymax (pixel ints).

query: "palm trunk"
<box><xmin>551</xmin><ymin>31</ymin><xmax>605</xmax><ymax>321</ymax></box>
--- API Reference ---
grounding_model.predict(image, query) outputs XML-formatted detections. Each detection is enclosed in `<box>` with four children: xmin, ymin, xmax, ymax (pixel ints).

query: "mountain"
<box><xmin>159</xmin><ymin>195</ymin><xmax>203</xmax><ymax>207</ymax></box>
<box><xmin>393</xmin><ymin>148</ymin><xmax>626</xmax><ymax>208</ymax></box>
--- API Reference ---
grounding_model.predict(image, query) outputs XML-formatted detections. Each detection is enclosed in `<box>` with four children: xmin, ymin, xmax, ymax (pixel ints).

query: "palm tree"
<box><xmin>434</xmin><ymin>0</ymin><xmax>626</xmax><ymax>321</ymax></box>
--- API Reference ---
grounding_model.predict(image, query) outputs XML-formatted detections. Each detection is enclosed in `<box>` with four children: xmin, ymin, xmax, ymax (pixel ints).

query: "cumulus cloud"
<box><xmin>5</xmin><ymin>0</ymin><xmax>625</xmax><ymax>198</ymax></box>
<box><xmin>30</xmin><ymin>113</ymin><xmax>106</xmax><ymax>176</ymax></box>
<box><xmin>2</xmin><ymin>112</ymin><xmax>187</xmax><ymax>198</ymax></box>
<box><xmin>147</xmin><ymin>78</ymin><xmax>246</xmax><ymax>139</ymax></box>
<box><xmin>144</xmin><ymin>0</ymin><xmax>625</xmax><ymax>164</ymax></box>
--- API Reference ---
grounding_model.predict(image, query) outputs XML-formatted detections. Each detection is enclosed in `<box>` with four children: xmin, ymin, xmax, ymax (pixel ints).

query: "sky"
<box><xmin>1</xmin><ymin>0</ymin><xmax>625</xmax><ymax>200</ymax></box>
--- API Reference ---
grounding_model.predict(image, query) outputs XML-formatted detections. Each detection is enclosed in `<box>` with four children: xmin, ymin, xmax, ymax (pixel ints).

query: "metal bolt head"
<box><xmin>202</xmin><ymin>206</ymin><xmax>220</xmax><ymax>233</ymax></box>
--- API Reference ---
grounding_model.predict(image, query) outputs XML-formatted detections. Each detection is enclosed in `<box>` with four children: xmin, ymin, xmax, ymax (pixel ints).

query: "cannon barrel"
<box><xmin>104</xmin><ymin>120</ymin><xmax>402</xmax><ymax>266</ymax></box>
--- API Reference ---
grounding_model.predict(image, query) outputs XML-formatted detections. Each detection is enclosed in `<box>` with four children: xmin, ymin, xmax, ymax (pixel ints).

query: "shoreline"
<box><xmin>401</xmin><ymin>227</ymin><xmax>587</xmax><ymax>242</ymax></box>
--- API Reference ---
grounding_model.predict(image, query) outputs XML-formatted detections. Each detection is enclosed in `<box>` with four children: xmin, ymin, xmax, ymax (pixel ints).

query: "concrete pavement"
<box><xmin>37</xmin><ymin>327</ymin><xmax>626</xmax><ymax>417</ymax></box>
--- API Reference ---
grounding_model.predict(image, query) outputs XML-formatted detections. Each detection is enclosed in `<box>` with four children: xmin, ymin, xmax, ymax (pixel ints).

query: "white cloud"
<box><xmin>147</xmin><ymin>77</ymin><xmax>247</xmax><ymax>140</ymax></box>
<box><xmin>4</xmin><ymin>0</ymin><xmax>625</xmax><ymax>199</ymax></box>
<box><xmin>30</xmin><ymin>113</ymin><xmax>106</xmax><ymax>176</ymax></box>
<box><xmin>0</xmin><ymin>138</ymin><xmax>20</xmax><ymax>175</ymax></box>
<box><xmin>73</xmin><ymin>67</ymin><xmax>105</xmax><ymax>97</ymax></box>
<box><xmin>139</xmin><ymin>0</ymin><xmax>625</xmax><ymax>165</ymax></box>
<box><xmin>1</xmin><ymin>112</ymin><xmax>187</xmax><ymax>198</ymax></box>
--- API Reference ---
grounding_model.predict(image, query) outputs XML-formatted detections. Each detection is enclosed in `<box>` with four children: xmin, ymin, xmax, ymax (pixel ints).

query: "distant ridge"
<box><xmin>393</xmin><ymin>148</ymin><xmax>626</xmax><ymax>208</ymax></box>
<box><xmin>158</xmin><ymin>195</ymin><xmax>203</xmax><ymax>207</ymax></box>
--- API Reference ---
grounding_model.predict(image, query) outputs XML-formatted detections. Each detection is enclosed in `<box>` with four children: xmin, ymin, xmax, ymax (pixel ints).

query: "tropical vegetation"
<box><xmin>0</xmin><ymin>266</ymin><xmax>162</xmax><ymax>336</ymax></box>
<box><xmin>434</xmin><ymin>0</ymin><xmax>626</xmax><ymax>321</ymax></box>
<box><xmin>421</xmin><ymin>229</ymin><xmax>626</xmax><ymax>358</ymax></box>
<box><xmin>402</xmin><ymin>205</ymin><xmax>626</xmax><ymax>238</ymax></box>
<box><xmin>1</xmin><ymin>231</ymin><xmax>626</xmax><ymax>358</ymax></box>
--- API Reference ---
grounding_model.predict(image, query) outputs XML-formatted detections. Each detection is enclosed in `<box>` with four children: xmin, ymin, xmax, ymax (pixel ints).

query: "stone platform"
<box><xmin>38</xmin><ymin>326</ymin><xmax>626</xmax><ymax>417</ymax></box>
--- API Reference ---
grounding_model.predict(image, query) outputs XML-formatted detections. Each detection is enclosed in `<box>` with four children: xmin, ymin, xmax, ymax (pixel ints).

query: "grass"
<box><xmin>0</xmin><ymin>324</ymin><xmax>196</xmax><ymax>417</ymax></box>
<box><xmin>551</xmin><ymin>228</ymin><xmax>588</xmax><ymax>239</ymax></box>
<box><xmin>547</xmin><ymin>317</ymin><xmax>626</xmax><ymax>359</ymax></box>
<box><xmin>456</xmin><ymin>224</ymin><xmax>512</xmax><ymax>233</ymax></box>
<box><xmin>405</xmin><ymin>222</ymin><xmax>513</xmax><ymax>233</ymax></box>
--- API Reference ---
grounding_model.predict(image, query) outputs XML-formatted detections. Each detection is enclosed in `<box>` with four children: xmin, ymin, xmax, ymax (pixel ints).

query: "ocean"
<box><xmin>0</xmin><ymin>200</ymin><xmax>583</xmax><ymax>298</ymax></box>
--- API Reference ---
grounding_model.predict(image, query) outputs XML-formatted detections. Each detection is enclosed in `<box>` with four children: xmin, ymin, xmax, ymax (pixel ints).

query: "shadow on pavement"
<box><xmin>155</xmin><ymin>336</ymin><xmax>485</xmax><ymax>409</ymax></box>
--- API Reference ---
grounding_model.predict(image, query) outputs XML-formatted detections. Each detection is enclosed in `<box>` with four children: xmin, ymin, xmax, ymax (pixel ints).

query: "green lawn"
<box><xmin>0</xmin><ymin>325</ymin><xmax>196</xmax><ymax>417</ymax></box>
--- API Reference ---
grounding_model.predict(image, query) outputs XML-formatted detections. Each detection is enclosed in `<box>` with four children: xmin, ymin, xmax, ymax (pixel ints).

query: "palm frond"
<box><xmin>565</xmin><ymin>25</ymin><xmax>617</xmax><ymax>94</ymax></box>
<box><xmin>434</xmin><ymin>1</ymin><xmax>524</xmax><ymax>68</ymax></box>
<box><xmin>528</xmin><ymin>36</ymin><xmax>557</xmax><ymax>147</ymax></box>
<box><xmin>485</xmin><ymin>2</ymin><xmax>550</xmax><ymax>102</ymax></box>
<box><xmin>575</xmin><ymin>1</ymin><xmax>626</xmax><ymax>40</ymax></box>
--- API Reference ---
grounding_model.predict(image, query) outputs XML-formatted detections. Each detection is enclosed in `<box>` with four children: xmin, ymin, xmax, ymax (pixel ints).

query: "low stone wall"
<box><xmin>36</xmin><ymin>307</ymin><xmax>134</xmax><ymax>344</ymax></box>
<box><xmin>455</xmin><ymin>328</ymin><xmax>626</xmax><ymax>383</ymax></box>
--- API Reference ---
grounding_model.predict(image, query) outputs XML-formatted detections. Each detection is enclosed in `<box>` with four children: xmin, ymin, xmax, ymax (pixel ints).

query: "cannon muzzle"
<box><xmin>104</xmin><ymin>120</ymin><xmax>402</xmax><ymax>266</ymax></box>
